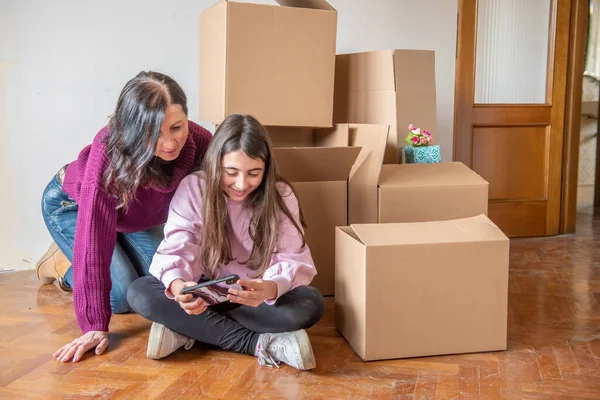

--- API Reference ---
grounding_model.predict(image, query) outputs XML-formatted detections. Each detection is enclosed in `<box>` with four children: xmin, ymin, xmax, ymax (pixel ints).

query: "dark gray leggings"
<box><xmin>127</xmin><ymin>276</ymin><xmax>325</xmax><ymax>355</ymax></box>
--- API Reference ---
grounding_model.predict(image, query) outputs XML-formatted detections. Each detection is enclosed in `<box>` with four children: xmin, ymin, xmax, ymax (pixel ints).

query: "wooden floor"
<box><xmin>2</xmin><ymin>217</ymin><xmax>600</xmax><ymax>399</ymax></box>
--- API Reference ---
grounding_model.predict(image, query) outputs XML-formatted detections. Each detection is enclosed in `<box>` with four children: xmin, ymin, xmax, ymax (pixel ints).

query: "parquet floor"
<box><xmin>1</xmin><ymin>216</ymin><xmax>600</xmax><ymax>399</ymax></box>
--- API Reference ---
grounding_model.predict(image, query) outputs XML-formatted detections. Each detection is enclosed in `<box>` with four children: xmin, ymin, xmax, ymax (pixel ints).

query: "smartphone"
<box><xmin>180</xmin><ymin>274</ymin><xmax>240</xmax><ymax>306</ymax></box>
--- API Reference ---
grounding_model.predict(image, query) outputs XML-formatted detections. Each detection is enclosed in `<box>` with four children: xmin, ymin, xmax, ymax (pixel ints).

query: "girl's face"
<box><xmin>154</xmin><ymin>104</ymin><xmax>189</xmax><ymax>162</ymax></box>
<box><xmin>220</xmin><ymin>150</ymin><xmax>265</xmax><ymax>202</ymax></box>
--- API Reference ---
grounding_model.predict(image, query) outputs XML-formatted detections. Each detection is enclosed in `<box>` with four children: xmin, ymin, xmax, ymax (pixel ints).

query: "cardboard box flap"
<box><xmin>350</xmin><ymin>215</ymin><xmax>507</xmax><ymax>246</ymax></box>
<box><xmin>269</xmin><ymin>125</ymin><xmax>350</xmax><ymax>148</ymax></box>
<box><xmin>451</xmin><ymin>214</ymin><xmax>508</xmax><ymax>242</ymax></box>
<box><xmin>223</xmin><ymin>0</ymin><xmax>335</xmax><ymax>11</ymax></box>
<box><xmin>273</xmin><ymin>147</ymin><xmax>361</xmax><ymax>182</ymax></box>
<box><xmin>347</xmin><ymin>123</ymin><xmax>389</xmax><ymax>224</ymax></box>
<box><xmin>378</xmin><ymin>162</ymin><xmax>488</xmax><ymax>188</ymax></box>
<box><xmin>314</xmin><ymin>124</ymin><xmax>350</xmax><ymax>147</ymax></box>
<box><xmin>348</xmin><ymin>124</ymin><xmax>388</xmax><ymax>183</ymax></box>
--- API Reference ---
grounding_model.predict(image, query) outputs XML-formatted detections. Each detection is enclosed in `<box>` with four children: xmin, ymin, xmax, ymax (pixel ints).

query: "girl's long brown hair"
<box><xmin>200</xmin><ymin>114</ymin><xmax>306</xmax><ymax>278</ymax></box>
<box><xmin>103</xmin><ymin>71</ymin><xmax>188</xmax><ymax>209</ymax></box>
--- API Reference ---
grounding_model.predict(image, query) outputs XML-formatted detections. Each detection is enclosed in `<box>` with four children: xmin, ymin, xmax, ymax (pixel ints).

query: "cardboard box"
<box><xmin>200</xmin><ymin>0</ymin><xmax>337</xmax><ymax>127</ymax></box>
<box><xmin>270</xmin><ymin>125</ymin><xmax>361</xmax><ymax>295</ymax></box>
<box><xmin>347</xmin><ymin>123</ymin><xmax>488</xmax><ymax>224</ymax></box>
<box><xmin>376</xmin><ymin>162</ymin><xmax>489</xmax><ymax>223</ymax></box>
<box><xmin>335</xmin><ymin>215</ymin><xmax>509</xmax><ymax>361</ymax></box>
<box><xmin>334</xmin><ymin>50</ymin><xmax>437</xmax><ymax>163</ymax></box>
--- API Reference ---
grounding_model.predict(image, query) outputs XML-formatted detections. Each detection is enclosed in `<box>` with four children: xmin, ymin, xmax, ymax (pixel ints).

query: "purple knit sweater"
<box><xmin>61</xmin><ymin>121</ymin><xmax>212</xmax><ymax>333</ymax></box>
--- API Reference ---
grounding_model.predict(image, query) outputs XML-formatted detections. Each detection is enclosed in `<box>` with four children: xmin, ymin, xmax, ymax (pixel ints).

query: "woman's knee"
<box><xmin>41</xmin><ymin>178</ymin><xmax>72</xmax><ymax>219</ymax></box>
<box><xmin>111</xmin><ymin>296</ymin><xmax>132</xmax><ymax>314</ymax></box>
<box><xmin>111</xmin><ymin>280</ymin><xmax>134</xmax><ymax>314</ymax></box>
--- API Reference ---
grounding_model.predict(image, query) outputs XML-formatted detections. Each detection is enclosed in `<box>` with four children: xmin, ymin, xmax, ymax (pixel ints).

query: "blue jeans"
<box><xmin>40</xmin><ymin>168</ymin><xmax>164</xmax><ymax>313</ymax></box>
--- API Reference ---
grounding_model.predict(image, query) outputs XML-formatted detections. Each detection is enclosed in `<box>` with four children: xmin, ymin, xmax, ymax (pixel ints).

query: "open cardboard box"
<box><xmin>335</xmin><ymin>214</ymin><xmax>510</xmax><ymax>361</ymax></box>
<box><xmin>334</xmin><ymin>50</ymin><xmax>437</xmax><ymax>163</ymax></box>
<box><xmin>200</xmin><ymin>0</ymin><xmax>337</xmax><ymax>127</ymax></box>
<box><xmin>270</xmin><ymin>124</ymin><xmax>389</xmax><ymax>295</ymax></box>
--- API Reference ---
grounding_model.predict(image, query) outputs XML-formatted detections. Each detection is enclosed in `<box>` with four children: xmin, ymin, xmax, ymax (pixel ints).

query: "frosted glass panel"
<box><xmin>474</xmin><ymin>0</ymin><xmax>551</xmax><ymax>104</ymax></box>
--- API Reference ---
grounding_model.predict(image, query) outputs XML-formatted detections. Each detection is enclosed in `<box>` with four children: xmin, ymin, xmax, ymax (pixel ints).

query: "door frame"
<box><xmin>561</xmin><ymin>0</ymin><xmax>590</xmax><ymax>233</ymax></box>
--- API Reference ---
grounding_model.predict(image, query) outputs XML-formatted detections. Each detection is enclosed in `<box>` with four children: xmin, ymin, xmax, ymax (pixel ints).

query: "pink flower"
<box><xmin>427</xmin><ymin>137</ymin><xmax>432</xmax><ymax>143</ymax></box>
<box><xmin>423</xmin><ymin>130</ymin><xmax>431</xmax><ymax>137</ymax></box>
<box><xmin>420</xmin><ymin>137</ymin><xmax>427</xmax><ymax>145</ymax></box>
<box><xmin>412</xmin><ymin>136</ymin><xmax>420</xmax><ymax>144</ymax></box>
<box><xmin>408</xmin><ymin>124</ymin><xmax>415</xmax><ymax>131</ymax></box>
<box><xmin>415</xmin><ymin>128</ymin><xmax>421</xmax><ymax>135</ymax></box>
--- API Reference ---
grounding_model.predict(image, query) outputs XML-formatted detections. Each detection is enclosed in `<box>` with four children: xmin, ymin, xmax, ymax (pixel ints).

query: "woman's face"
<box><xmin>220</xmin><ymin>150</ymin><xmax>265</xmax><ymax>202</ymax></box>
<box><xmin>154</xmin><ymin>104</ymin><xmax>189</xmax><ymax>162</ymax></box>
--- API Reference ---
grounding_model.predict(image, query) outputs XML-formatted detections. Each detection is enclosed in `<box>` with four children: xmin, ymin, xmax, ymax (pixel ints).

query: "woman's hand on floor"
<box><xmin>171</xmin><ymin>279</ymin><xmax>209</xmax><ymax>315</ymax></box>
<box><xmin>54</xmin><ymin>330</ymin><xmax>109</xmax><ymax>363</ymax></box>
<box><xmin>227</xmin><ymin>279</ymin><xmax>278</xmax><ymax>307</ymax></box>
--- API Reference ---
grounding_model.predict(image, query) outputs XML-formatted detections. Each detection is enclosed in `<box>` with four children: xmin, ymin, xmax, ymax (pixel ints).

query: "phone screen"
<box><xmin>182</xmin><ymin>275</ymin><xmax>241</xmax><ymax>306</ymax></box>
<box><xmin>185</xmin><ymin>283</ymin><xmax>231</xmax><ymax>305</ymax></box>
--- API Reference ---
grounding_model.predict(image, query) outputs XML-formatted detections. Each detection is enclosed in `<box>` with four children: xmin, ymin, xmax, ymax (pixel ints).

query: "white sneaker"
<box><xmin>147</xmin><ymin>322</ymin><xmax>195</xmax><ymax>359</ymax></box>
<box><xmin>256</xmin><ymin>330</ymin><xmax>316</xmax><ymax>370</ymax></box>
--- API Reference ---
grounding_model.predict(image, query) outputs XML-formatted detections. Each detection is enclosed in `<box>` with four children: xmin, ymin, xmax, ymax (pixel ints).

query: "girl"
<box><xmin>127</xmin><ymin>114</ymin><xmax>324</xmax><ymax>370</ymax></box>
<box><xmin>38</xmin><ymin>71</ymin><xmax>213</xmax><ymax>363</ymax></box>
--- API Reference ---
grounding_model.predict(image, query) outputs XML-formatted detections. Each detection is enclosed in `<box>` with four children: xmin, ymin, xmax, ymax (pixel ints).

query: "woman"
<box><xmin>38</xmin><ymin>71</ymin><xmax>212</xmax><ymax>363</ymax></box>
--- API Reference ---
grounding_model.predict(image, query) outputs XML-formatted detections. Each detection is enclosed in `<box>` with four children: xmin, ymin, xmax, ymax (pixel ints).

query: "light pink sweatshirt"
<box><xmin>149</xmin><ymin>171</ymin><xmax>316</xmax><ymax>303</ymax></box>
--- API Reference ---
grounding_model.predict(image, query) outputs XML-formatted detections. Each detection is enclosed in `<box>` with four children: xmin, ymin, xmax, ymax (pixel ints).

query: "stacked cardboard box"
<box><xmin>200</xmin><ymin>0</ymin><xmax>337</xmax><ymax>127</ymax></box>
<box><xmin>334</xmin><ymin>50</ymin><xmax>437</xmax><ymax>164</ymax></box>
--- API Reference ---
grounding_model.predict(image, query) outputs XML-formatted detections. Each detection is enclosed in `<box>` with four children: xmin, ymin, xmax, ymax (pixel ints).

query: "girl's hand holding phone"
<box><xmin>227</xmin><ymin>279</ymin><xmax>278</xmax><ymax>307</ymax></box>
<box><xmin>170</xmin><ymin>279</ymin><xmax>209</xmax><ymax>315</ymax></box>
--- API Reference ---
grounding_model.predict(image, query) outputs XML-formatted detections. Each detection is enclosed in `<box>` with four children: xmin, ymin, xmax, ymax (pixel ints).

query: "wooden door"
<box><xmin>454</xmin><ymin>0</ymin><xmax>571</xmax><ymax>237</ymax></box>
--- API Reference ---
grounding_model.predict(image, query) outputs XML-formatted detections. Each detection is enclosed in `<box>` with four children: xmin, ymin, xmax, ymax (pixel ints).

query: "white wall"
<box><xmin>0</xmin><ymin>0</ymin><xmax>457</xmax><ymax>270</ymax></box>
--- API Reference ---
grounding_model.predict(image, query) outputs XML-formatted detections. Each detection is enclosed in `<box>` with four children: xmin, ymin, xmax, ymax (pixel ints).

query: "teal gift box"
<box><xmin>403</xmin><ymin>145</ymin><xmax>441</xmax><ymax>164</ymax></box>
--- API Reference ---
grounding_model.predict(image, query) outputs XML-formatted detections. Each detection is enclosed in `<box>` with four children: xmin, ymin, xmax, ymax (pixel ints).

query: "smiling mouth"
<box><xmin>231</xmin><ymin>188</ymin><xmax>246</xmax><ymax>196</ymax></box>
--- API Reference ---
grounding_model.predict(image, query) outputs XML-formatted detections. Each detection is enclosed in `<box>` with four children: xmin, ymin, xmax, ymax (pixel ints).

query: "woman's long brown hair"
<box><xmin>103</xmin><ymin>71</ymin><xmax>188</xmax><ymax>209</ymax></box>
<box><xmin>200</xmin><ymin>114</ymin><xmax>306</xmax><ymax>278</ymax></box>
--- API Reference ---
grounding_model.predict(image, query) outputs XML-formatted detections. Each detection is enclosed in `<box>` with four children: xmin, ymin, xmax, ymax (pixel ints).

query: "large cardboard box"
<box><xmin>270</xmin><ymin>125</ymin><xmax>361</xmax><ymax>295</ymax></box>
<box><xmin>334</xmin><ymin>50</ymin><xmax>437</xmax><ymax>163</ymax></box>
<box><xmin>200</xmin><ymin>0</ymin><xmax>337</xmax><ymax>127</ymax></box>
<box><xmin>335</xmin><ymin>215</ymin><xmax>510</xmax><ymax>361</ymax></box>
<box><xmin>347</xmin><ymin>124</ymin><xmax>488</xmax><ymax>224</ymax></box>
